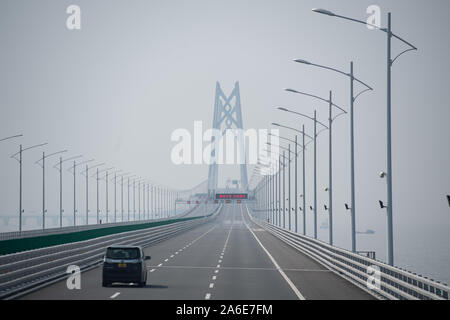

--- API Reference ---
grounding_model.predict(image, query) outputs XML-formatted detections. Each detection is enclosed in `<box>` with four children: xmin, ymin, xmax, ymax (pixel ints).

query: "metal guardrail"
<box><xmin>248</xmin><ymin>210</ymin><xmax>449</xmax><ymax>300</ymax></box>
<box><xmin>0</xmin><ymin>204</ymin><xmax>222</xmax><ymax>299</ymax></box>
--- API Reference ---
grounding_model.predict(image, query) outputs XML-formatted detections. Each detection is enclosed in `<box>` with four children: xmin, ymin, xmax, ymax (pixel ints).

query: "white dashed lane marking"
<box><xmin>204</xmin><ymin>206</ymin><xmax>234</xmax><ymax>300</ymax></box>
<box><xmin>110</xmin><ymin>292</ymin><xmax>120</xmax><ymax>299</ymax></box>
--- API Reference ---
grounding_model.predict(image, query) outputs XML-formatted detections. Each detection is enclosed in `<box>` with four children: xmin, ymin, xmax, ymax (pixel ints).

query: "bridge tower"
<box><xmin>207</xmin><ymin>82</ymin><xmax>248</xmax><ymax>198</ymax></box>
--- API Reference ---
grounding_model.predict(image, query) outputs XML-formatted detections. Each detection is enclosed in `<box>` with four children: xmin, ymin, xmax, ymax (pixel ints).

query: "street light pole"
<box><xmin>97</xmin><ymin>168</ymin><xmax>100</xmax><ymax>224</ymax></box>
<box><xmin>293</xmin><ymin>61</ymin><xmax>371</xmax><ymax>250</ymax></box>
<box><xmin>42</xmin><ymin>153</ymin><xmax>45</xmax><ymax>230</ymax></box>
<box><xmin>282</xmin><ymin>151</ymin><xmax>286</xmax><ymax>229</ymax></box>
<box><xmin>35</xmin><ymin>149</ymin><xmax>67</xmax><ymax>230</ymax></box>
<box><xmin>328</xmin><ymin>91</ymin><xmax>333</xmax><ymax>245</ymax></box>
<box><xmin>302</xmin><ymin>125</ymin><xmax>306</xmax><ymax>235</ymax></box>
<box><xmin>313</xmin><ymin>110</ymin><xmax>317</xmax><ymax>239</ymax></box>
<box><xmin>86</xmin><ymin>165</ymin><xmax>89</xmax><ymax>225</ymax></box>
<box><xmin>350</xmin><ymin>61</ymin><xmax>356</xmax><ymax>252</ymax></box>
<box><xmin>73</xmin><ymin>161</ymin><xmax>76</xmax><ymax>226</ymax></box>
<box><xmin>272</xmin><ymin>121</ymin><xmax>317</xmax><ymax>236</ymax></box>
<box><xmin>288</xmin><ymin>144</ymin><xmax>291</xmax><ymax>231</ymax></box>
<box><xmin>295</xmin><ymin>135</ymin><xmax>298</xmax><ymax>233</ymax></box>
<box><xmin>11</xmin><ymin>142</ymin><xmax>47</xmax><ymax>232</ymax></box>
<box><xmin>278</xmin><ymin>156</ymin><xmax>281</xmax><ymax>227</ymax></box>
<box><xmin>93</xmin><ymin>166</ymin><xmax>112</xmax><ymax>224</ymax></box>
<box><xmin>114</xmin><ymin>172</ymin><xmax>117</xmax><ymax>223</ymax></box>
<box><xmin>312</xmin><ymin>6</ymin><xmax>417</xmax><ymax>267</ymax></box>
<box><xmin>59</xmin><ymin>157</ymin><xmax>63</xmax><ymax>227</ymax></box>
<box><xmin>272</xmin><ymin>163</ymin><xmax>276</xmax><ymax>224</ymax></box>
<box><xmin>82</xmin><ymin>162</ymin><xmax>104</xmax><ymax>226</ymax></box>
<box><xmin>69</xmin><ymin>159</ymin><xmax>93</xmax><ymax>227</ymax></box>
<box><xmin>121</xmin><ymin>175</ymin><xmax>124</xmax><ymax>222</ymax></box>
<box><xmin>128</xmin><ymin>177</ymin><xmax>131</xmax><ymax>221</ymax></box>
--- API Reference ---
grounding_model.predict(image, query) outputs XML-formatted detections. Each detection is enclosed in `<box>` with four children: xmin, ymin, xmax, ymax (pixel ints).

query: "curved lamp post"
<box><xmin>294</xmin><ymin>59</ymin><xmax>372</xmax><ymax>252</ymax></box>
<box><xmin>92</xmin><ymin>166</ymin><xmax>114</xmax><ymax>224</ymax></box>
<box><xmin>68</xmin><ymin>159</ymin><xmax>94</xmax><ymax>226</ymax></box>
<box><xmin>312</xmin><ymin>7</ymin><xmax>417</xmax><ymax>265</ymax></box>
<box><xmin>53</xmin><ymin>154</ymin><xmax>83</xmax><ymax>228</ymax></box>
<box><xmin>81</xmin><ymin>162</ymin><xmax>105</xmax><ymax>226</ymax></box>
<box><xmin>268</xmin><ymin>132</ymin><xmax>311</xmax><ymax>235</ymax></box>
<box><xmin>273</xmin><ymin>114</ymin><xmax>325</xmax><ymax>239</ymax></box>
<box><xmin>260</xmin><ymin>149</ymin><xmax>282</xmax><ymax>226</ymax></box>
<box><xmin>10</xmin><ymin>142</ymin><xmax>48</xmax><ymax>232</ymax></box>
<box><xmin>35</xmin><ymin>149</ymin><xmax>68</xmax><ymax>230</ymax></box>
<box><xmin>281</xmin><ymin>90</ymin><xmax>342</xmax><ymax>246</ymax></box>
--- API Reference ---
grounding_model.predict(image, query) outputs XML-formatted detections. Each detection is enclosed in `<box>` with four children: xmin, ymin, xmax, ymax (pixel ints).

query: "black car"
<box><xmin>102</xmin><ymin>245</ymin><xmax>151</xmax><ymax>287</ymax></box>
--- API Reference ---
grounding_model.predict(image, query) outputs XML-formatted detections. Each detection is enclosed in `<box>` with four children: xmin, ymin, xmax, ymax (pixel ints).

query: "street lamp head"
<box><xmin>312</xmin><ymin>8</ymin><xmax>335</xmax><ymax>16</ymax></box>
<box><xmin>285</xmin><ymin>88</ymin><xmax>299</xmax><ymax>94</ymax></box>
<box><xmin>272</xmin><ymin>123</ymin><xmax>281</xmax><ymax>127</ymax></box>
<box><xmin>294</xmin><ymin>59</ymin><xmax>311</xmax><ymax>65</ymax></box>
<box><xmin>277</xmin><ymin>107</ymin><xmax>289</xmax><ymax>112</ymax></box>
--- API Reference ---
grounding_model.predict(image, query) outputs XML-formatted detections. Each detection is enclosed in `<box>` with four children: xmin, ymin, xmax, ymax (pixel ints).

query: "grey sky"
<box><xmin>0</xmin><ymin>0</ymin><xmax>449</xmax><ymax>281</ymax></box>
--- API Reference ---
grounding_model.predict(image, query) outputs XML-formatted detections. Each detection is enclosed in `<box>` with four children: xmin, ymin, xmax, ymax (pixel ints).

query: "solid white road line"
<box><xmin>243</xmin><ymin>205</ymin><xmax>306</xmax><ymax>300</ymax></box>
<box><xmin>110</xmin><ymin>292</ymin><xmax>120</xmax><ymax>299</ymax></box>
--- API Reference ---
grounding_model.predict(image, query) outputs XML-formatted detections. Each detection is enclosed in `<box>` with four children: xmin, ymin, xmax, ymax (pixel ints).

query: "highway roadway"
<box><xmin>20</xmin><ymin>203</ymin><xmax>375</xmax><ymax>300</ymax></box>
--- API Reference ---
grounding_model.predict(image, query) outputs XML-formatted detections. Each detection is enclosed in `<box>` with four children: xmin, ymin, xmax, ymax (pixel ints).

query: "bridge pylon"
<box><xmin>207</xmin><ymin>82</ymin><xmax>248</xmax><ymax>198</ymax></box>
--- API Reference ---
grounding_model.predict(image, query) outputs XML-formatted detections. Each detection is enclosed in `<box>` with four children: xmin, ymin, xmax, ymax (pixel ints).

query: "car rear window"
<box><xmin>106</xmin><ymin>247</ymin><xmax>141</xmax><ymax>259</ymax></box>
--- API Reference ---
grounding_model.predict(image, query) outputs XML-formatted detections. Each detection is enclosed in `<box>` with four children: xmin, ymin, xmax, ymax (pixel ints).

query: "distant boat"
<box><xmin>356</xmin><ymin>229</ymin><xmax>375</xmax><ymax>234</ymax></box>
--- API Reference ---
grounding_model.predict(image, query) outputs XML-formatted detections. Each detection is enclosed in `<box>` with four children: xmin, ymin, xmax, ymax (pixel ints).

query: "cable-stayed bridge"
<box><xmin>0</xmin><ymin>81</ymin><xmax>448</xmax><ymax>301</ymax></box>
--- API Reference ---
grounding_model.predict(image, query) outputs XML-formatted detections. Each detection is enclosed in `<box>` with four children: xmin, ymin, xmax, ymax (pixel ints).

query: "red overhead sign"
<box><xmin>215</xmin><ymin>193</ymin><xmax>248</xmax><ymax>200</ymax></box>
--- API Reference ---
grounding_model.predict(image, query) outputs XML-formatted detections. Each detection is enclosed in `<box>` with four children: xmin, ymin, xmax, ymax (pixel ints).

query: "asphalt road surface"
<box><xmin>20</xmin><ymin>203</ymin><xmax>375</xmax><ymax>300</ymax></box>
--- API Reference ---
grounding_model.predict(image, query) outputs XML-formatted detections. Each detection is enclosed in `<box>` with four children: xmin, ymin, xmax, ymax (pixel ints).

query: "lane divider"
<box><xmin>243</xmin><ymin>205</ymin><xmax>306</xmax><ymax>301</ymax></box>
<box><xmin>204</xmin><ymin>205</ymin><xmax>234</xmax><ymax>300</ymax></box>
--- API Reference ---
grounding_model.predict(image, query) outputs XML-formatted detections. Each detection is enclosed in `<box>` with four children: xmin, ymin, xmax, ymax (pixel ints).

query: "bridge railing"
<box><xmin>0</xmin><ymin>204</ymin><xmax>200</xmax><ymax>242</ymax></box>
<box><xmin>0</xmin><ymin>204</ymin><xmax>222</xmax><ymax>299</ymax></box>
<box><xmin>249</xmin><ymin>210</ymin><xmax>449</xmax><ymax>300</ymax></box>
